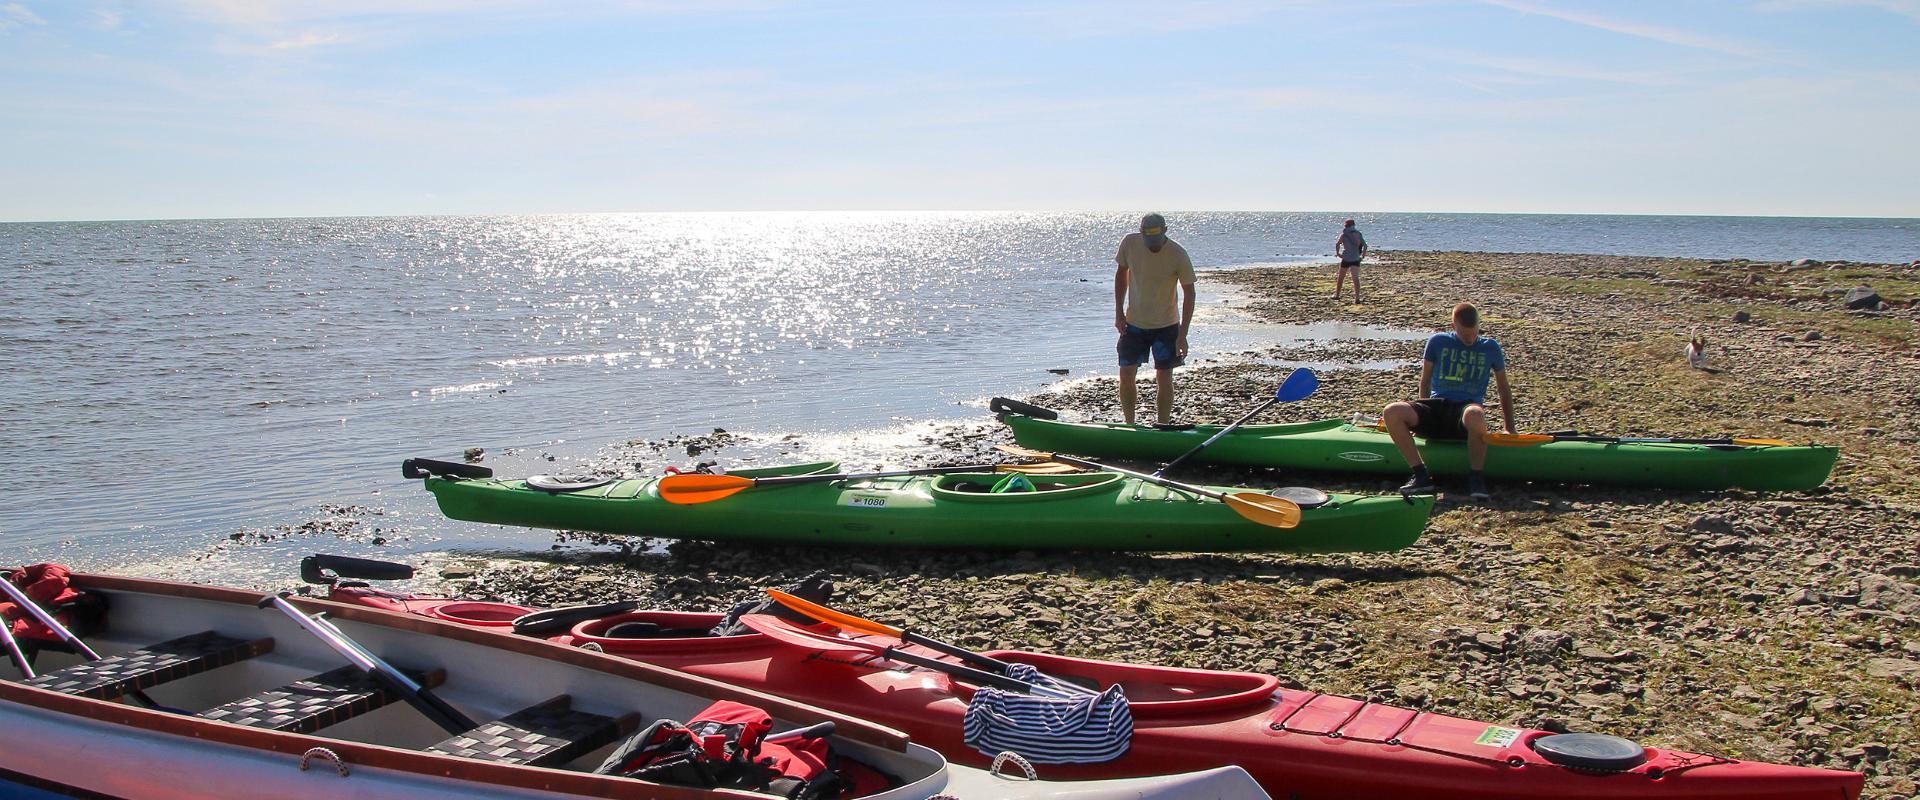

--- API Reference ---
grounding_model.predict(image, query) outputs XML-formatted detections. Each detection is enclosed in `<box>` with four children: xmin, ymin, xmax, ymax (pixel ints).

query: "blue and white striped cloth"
<box><xmin>961</xmin><ymin>664</ymin><xmax>1133</xmax><ymax>764</ymax></box>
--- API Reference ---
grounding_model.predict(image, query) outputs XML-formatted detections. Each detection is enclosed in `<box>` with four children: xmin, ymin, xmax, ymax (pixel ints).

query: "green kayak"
<box><xmin>409</xmin><ymin>460</ymin><xmax>1433</xmax><ymax>553</ymax></box>
<box><xmin>999</xmin><ymin>410</ymin><xmax>1837</xmax><ymax>492</ymax></box>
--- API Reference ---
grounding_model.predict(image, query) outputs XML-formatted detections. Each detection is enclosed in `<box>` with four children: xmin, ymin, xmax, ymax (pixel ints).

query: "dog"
<box><xmin>1686</xmin><ymin>328</ymin><xmax>1708</xmax><ymax>369</ymax></box>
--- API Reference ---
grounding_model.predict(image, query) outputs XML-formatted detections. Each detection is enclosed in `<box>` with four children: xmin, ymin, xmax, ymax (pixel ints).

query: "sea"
<box><xmin>2</xmin><ymin>211</ymin><xmax>1915</xmax><ymax>585</ymax></box>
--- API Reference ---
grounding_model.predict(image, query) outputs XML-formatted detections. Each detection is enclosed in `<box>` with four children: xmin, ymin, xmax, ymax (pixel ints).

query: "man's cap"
<box><xmin>1140</xmin><ymin>213</ymin><xmax>1168</xmax><ymax>247</ymax></box>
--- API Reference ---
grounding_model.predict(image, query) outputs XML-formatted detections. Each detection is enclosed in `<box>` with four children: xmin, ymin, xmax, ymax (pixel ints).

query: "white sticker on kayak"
<box><xmin>846</xmin><ymin>495</ymin><xmax>888</xmax><ymax>509</ymax></box>
<box><xmin>1474</xmin><ymin>726</ymin><xmax>1521</xmax><ymax>748</ymax></box>
<box><xmin>1338</xmin><ymin>451</ymin><xmax>1387</xmax><ymax>463</ymax></box>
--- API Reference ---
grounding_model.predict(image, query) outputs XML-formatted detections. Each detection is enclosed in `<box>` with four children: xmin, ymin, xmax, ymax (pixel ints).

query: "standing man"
<box><xmin>1334</xmin><ymin>219</ymin><xmax>1367</xmax><ymax>303</ymax></box>
<box><xmin>1379</xmin><ymin>303</ymin><xmax>1516</xmax><ymax>500</ymax></box>
<box><xmin>1114</xmin><ymin>212</ymin><xmax>1196</xmax><ymax>425</ymax></box>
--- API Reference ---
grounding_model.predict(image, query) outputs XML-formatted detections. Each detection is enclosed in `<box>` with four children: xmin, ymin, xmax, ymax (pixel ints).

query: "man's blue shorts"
<box><xmin>1117</xmin><ymin>323</ymin><xmax>1184</xmax><ymax>369</ymax></box>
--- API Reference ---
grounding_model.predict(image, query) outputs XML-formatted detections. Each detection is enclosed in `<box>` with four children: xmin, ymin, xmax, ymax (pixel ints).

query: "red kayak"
<box><xmin>320</xmin><ymin>566</ymin><xmax>1862</xmax><ymax>800</ymax></box>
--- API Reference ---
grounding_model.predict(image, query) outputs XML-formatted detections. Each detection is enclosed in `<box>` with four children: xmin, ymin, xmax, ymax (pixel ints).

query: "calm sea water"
<box><xmin>2</xmin><ymin>211</ymin><xmax>1915</xmax><ymax>582</ymax></box>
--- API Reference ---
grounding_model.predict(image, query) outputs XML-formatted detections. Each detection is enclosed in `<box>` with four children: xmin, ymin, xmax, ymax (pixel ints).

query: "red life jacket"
<box><xmin>598</xmin><ymin>700</ymin><xmax>888</xmax><ymax>798</ymax></box>
<box><xmin>2</xmin><ymin>564</ymin><xmax>98</xmax><ymax>642</ymax></box>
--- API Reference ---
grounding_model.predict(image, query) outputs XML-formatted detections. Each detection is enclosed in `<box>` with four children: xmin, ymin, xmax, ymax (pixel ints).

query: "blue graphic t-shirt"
<box><xmin>1423</xmin><ymin>332</ymin><xmax>1505</xmax><ymax>403</ymax></box>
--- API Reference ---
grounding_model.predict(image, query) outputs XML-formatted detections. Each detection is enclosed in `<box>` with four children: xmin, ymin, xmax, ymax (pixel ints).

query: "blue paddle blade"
<box><xmin>1274</xmin><ymin>368</ymin><xmax>1319</xmax><ymax>402</ymax></box>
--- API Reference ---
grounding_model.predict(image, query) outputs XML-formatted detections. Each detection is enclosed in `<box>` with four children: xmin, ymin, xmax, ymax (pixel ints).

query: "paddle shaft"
<box><xmin>1155</xmin><ymin>396</ymin><xmax>1281</xmax><ymax>478</ymax></box>
<box><xmin>263</xmin><ymin>594</ymin><xmax>477</xmax><ymax>734</ymax></box>
<box><xmin>0</xmin><ymin>621</ymin><xmax>33</xmax><ymax>678</ymax></box>
<box><xmin>1038</xmin><ymin>452</ymin><xmax>1227</xmax><ymax>501</ymax></box>
<box><xmin>874</xmin><ymin>643</ymin><xmax>1067</xmax><ymax>695</ymax></box>
<box><xmin>764</xmin><ymin>590</ymin><xmax>1097</xmax><ymax>695</ymax></box>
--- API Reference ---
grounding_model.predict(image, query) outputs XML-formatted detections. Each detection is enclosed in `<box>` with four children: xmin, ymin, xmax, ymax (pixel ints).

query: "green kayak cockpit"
<box><xmin>928</xmin><ymin>471</ymin><xmax>1126</xmax><ymax>502</ymax></box>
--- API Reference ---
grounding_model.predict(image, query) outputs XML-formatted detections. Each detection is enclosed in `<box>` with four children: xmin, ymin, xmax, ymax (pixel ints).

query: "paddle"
<box><xmin>0</xmin><ymin>572</ymin><xmax>161</xmax><ymax>708</ymax></box>
<box><xmin>1</xmin><ymin>619</ymin><xmax>34</xmax><ymax>678</ymax></box>
<box><xmin>994</xmin><ymin>445</ymin><xmax>1302</xmax><ymax>529</ymax></box>
<box><xmin>261</xmin><ymin>592</ymin><xmax>478</xmax><ymax>735</ymax></box>
<box><xmin>1155</xmin><ymin>368</ymin><xmax>1319</xmax><ymax>478</ymax></box>
<box><xmin>739</xmin><ymin>614</ymin><xmax>1077</xmax><ymax>698</ymax></box>
<box><xmin>659</xmin><ymin>461</ymin><xmax>1075</xmax><ymax>506</ymax></box>
<box><xmin>1488</xmin><ymin>433</ymin><xmax>1793</xmax><ymax>449</ymax></box>
<box><xmin>765</xmin><ymin>590</ymin><xmax>1097</xmax><ymax>695</ymax></box>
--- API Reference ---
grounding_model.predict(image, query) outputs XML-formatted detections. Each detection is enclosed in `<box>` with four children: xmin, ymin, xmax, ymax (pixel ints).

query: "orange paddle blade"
<box><xmin>1734</xmin><ymin>438</ymin><xmax>1793</xmax><ymax>447</ymax></box>
<box><xmin>656</xmin><ymin>473</ymin><xmax>755</xmax><ymax>504</ymax></box>
<box><xmin>767</xmin><ymin>589</ymin><xmax>902</xmax><ymax>638</ymax></box>
<box><xmin>1487</xmin><ymin>433</ymin><xmax>1555</xmax><ymax>446</ymax></box>
<box><xmin>1223</xmin><ymin>492</ymin><xmax>1302</xmax><ymax>529</ymax></box>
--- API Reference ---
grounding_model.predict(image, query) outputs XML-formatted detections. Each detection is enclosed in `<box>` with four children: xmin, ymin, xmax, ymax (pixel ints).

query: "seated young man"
<box><xmin>1380</xmin><ymin>303</ymin><xmax>1515</xmax><ymax>499</ymax></box>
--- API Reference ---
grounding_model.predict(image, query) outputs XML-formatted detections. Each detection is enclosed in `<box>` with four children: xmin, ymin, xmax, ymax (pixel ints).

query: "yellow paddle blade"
<box><xmin>656</xmin><ymin>473</ymin><xmax>755</xmax><ymax>505</ymax></box>
<box><xmin>993</xmin><ymin>444</ymin><xmax>1053</xmax><ymax>460</ymax></box>
<box><xmin>998</xmin><ymin>461</ymin><xmax>1076</xmax><ymax>474</ymax></box>
<box><xmin>1487</xmin><ymin>433</ymin><xmax>1555</xmax><ymax>446</ymax></box>
<box><xmin>1223</xmin><ymin>492</ymin><xmax>1302</xmax><ymax>529</ymax></box>
<box><xmin>766</xmin><ymin>589</ymin><xmax>902</xmax><ymax>638</ymax></box>
<box><xmin>1734</xmin><ymin>438</ymin><xmax>1793</xmax><ymax>447</ymax></box>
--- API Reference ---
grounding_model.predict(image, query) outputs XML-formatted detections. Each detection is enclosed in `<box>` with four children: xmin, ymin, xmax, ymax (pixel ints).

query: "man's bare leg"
<box><xmin>1333</xmin><ymin>266</ymin><xmax>1348</xmax><ymax>300</ymax></box>
<box><xmin>1383</xmin><ymin>401</ymin><xmax>1424</xmax><ymax>468</ymax></box>
<box><xmin>1464</xmin><ymin>404</ymin><xmax>1489</xmax><ymax>470</ymax></box>
<box><xmin>1351</xmin><ymin>267</ymin><xmax>1362</xmax><ymax>303</ymax></box>
<box><xmin>1154</xmin><ymin>367</ymin><xmax>1175</xmax><ymax>424</ymax></box>
<box><xmin>1119</xmin><ymin>365</ymin><xmax>1140</xmax><ymax>425</ymax></box>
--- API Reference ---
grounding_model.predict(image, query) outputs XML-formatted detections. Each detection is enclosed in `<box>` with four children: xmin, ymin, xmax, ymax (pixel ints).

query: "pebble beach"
<box><xmin>275</xmin><ymin>250</ymin><xmax>1918</xmax><ymax>796</ymax></box>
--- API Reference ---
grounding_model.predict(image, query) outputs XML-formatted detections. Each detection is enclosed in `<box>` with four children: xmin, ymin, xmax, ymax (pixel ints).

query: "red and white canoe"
<box><xmin>0</xmin><ymin>569</ymin><xmax>1269</xmax><ymax>799</ymax></box>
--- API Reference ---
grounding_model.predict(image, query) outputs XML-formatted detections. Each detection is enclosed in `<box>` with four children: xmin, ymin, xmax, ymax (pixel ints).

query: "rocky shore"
<box><xmin>363</xmin><ymin>251</ymin><xmax>1917</xmax><ymax>797</ymax></box>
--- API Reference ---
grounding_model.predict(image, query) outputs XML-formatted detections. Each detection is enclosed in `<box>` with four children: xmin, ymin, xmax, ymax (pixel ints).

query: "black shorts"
<box><xmin>1117</xmin><ymin>323</ymin><xmax>1184</xmax><ymax>369</ymax></box>
<box><xmin>1410</xmin><ymin>398</ymin><xmax>1477</xmax><ymax>440</ymax></box>
<box><xmin>1339</xmin><ymin>257</ymin><xmax>1361</xmax><ymax>268</ymax></box>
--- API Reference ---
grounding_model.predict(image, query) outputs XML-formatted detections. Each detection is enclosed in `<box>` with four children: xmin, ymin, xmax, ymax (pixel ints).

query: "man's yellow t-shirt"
<box><xmin>1116</xmin><ymin>233</ymin><xmax>1196</xmax><ymax>330</ymax></box>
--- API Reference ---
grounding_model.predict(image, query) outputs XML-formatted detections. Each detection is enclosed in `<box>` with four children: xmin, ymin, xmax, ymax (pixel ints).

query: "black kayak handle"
<box><xmin>990</xmin><ymin>397</ymin><xmax>1058</xmax><ymax>420</ymax></box>
<box><xmin>403</xmin><ymin>457</ymin><xmax>494</xmax><ymax>480</ymax></box>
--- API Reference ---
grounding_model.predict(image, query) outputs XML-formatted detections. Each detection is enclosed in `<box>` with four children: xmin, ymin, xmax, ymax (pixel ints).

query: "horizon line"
<box><xmin>6</xmin><ymin>208</ymin><xmax>1919</xmax><ymax>225</ymax></box>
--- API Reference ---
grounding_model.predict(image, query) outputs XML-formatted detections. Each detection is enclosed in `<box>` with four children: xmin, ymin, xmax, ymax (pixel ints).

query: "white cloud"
<box><xmin>1753</xmin><ymin>0</ymin><xmax>1920</xmax><ymax>21</ymax></box>
<box><xmin>94</xmin><ymin>8</ymin><xmax>123</xmax><ymax>29</ymax></box>
<box><xmin>269</xmin><ymin>31</ymin><xmax>345</xmax><ymax>50</ymax></box>
<box><xmin>1</xmin><ymin>2</ymin><xmax>47</xmax><ymax>31</ymax></box>
<box><xmin>1399</xmin><ymin>46</ymin><xmax>1692</xmax><ymax>86</ymax></box>
<box><xmin>1480</xmin><ymin>0</ymin><xmax>1778</xmax><ymax>60</ymax></box>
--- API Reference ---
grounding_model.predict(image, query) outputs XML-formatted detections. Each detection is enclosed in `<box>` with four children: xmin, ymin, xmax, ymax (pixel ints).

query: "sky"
<box><xmin>1</xmin><ymin>1</ymin><xmax>1917</xmax><ymax>221</ymax></box>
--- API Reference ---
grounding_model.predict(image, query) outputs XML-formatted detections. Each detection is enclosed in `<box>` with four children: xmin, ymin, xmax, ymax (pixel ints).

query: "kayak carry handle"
<box><xmin>990</xmin><ymin>397</ymin><xmax>1058</xmax><ymax>420</ymax></box>
<box><xmin>402</xmin><ymin>457</ymin><xmax>494</xmax><ymax>480</ymax></box>
<box><xmin>301</xmin><ymin>554</ymin><xmax>417</xmax><ymax>585</ymax></box>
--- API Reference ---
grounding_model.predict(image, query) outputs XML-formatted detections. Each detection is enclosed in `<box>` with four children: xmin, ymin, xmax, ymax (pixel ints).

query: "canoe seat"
<box><xmin>198</xmin><ymin>665</ymin><xmax>445</xmax><ymax>733</ymax></box>
<box><xmin>24</xmin><ymin>631</ymin><xmax>273</xmax><ymax>700</ymax></box>
<box><xmin>427</xmin><ymin>695</ymin><xmax>636</xmax><ymax>767</ymax></box>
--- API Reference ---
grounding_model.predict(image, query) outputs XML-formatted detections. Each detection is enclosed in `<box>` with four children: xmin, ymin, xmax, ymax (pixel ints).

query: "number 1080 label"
<box><xmin>846</xmin><ymin>495</ymin><xmax>888</xmax><ymax>509</ymax></box>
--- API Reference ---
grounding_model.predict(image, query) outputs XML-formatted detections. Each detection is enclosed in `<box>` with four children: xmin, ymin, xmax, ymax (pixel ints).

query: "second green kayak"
<box><xmin>412</xmin><ymin>460</ymin><xmax>1433</xmax><ymax>553</ymax></box>
<box><xmin>1000</xmin><ymin>411</ymin><xmax>1838</xmax><ymax>491</ymax></box>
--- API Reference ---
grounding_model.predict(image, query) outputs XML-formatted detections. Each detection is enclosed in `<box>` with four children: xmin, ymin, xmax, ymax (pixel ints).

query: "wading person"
<box><xmin>1113</xmin><ymin>212</ymin><xmax>1196</xmax><ymax>425</ymax></box>
<box><xmin>1380</xmin><ymin>303</ymin><xmax>1515</xmax><ymax>499</ymax></box>
<box><xmin>1334</xmin><ymin>219</ymin><xmax>1367</xmax><ymax>303</ymax></box>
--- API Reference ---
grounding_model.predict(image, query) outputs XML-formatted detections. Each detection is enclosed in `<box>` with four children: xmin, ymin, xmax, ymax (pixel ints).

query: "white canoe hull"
<box><xmin>0</xmin><ymin>574</ymin><xmax>1268</xmax><ymax>800</ymax></box>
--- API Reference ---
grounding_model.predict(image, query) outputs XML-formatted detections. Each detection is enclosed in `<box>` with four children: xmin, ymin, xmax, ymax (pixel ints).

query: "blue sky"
<box><xmin>1</xmin><ymin>1</ymin><xmax>1916</xmax><ymax>221</ymax></box>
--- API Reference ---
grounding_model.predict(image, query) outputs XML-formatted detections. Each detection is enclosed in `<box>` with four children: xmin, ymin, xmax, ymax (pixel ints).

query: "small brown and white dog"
<box><xmin>1686</xmin><ymin>328</ymin><xmax>1708</xmax><ymax>369</ymax></box>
